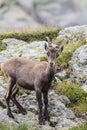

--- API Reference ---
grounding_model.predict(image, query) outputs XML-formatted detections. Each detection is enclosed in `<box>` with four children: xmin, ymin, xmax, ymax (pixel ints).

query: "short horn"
<box><xmin>46</xmin><ymin>37</ymin><xmax>51</xmax><ymax>44</ymax></box>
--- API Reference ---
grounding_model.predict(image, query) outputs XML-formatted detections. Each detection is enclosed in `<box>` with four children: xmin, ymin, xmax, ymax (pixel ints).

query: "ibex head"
<box><xmin>44</xmin><ymin>37</ymin><xmax>63</xmax><ymax>68</ymax></box>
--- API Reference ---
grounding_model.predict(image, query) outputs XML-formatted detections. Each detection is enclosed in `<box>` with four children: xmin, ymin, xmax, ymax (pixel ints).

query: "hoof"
<box><xmin>39</xmin><ymin>118</ymin><xmax>45</xmax><ymax>125</ymax></box>
<box><xmin>7</xmin><ymin>112</ymin><xmax>14</xmax><ymax>119</ymax></box>
<box><xmin>22</xmin><ymin>110</ymin><xmax>27</xmax><ymax>115</ymax></box>
<box><xmin>44</xmin><ymin>115</ymin><xmax>50</xmax><ymax>121</ymax></box>
<box><xmin>44</xmin><ymin>111</ymin><xmax>50</xmax><ymax>121</ymax></box>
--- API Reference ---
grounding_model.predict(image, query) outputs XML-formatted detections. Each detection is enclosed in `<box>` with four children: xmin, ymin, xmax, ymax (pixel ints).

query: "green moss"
<box><xmin>69</xmin><ymin>122</ymin><xmax>87</xmax><ymax>130</ymax></box>
<box><xmin>40</xmin><ymin>56</ymin><xmax>47</xmax><ymax>62</ymax></box>
<box><xmin>0</xmin><ymin>122</ymin><xmax>36</xmax><ymax>130</ymax></box>
<box><xmin>54</xmin><ymin>79</ymin><xmax>87</xmax><ymax>118</ymax></box>
<box><xmin>57</xmin><ymin>40</ymin><xmax>87</xmax><ymax>67</ymax></box>
<box><xmin>0</xmin><ymin>39</ymin><xmax>7</xmax><ymax>51</ymax></box>
<box><xmin>72</xmin><ymin>103</ymin><xmax>87</xmax><ymax>118</ymax></box>
<box><xmin>0</xmin><ymin>28</ymin><xmax>60</xmax><ymax>42</ymax></box>
<box><xmin>54</xmin><ymin>79</ymin><xmax>87</xmax><ymax>105</ymax></box>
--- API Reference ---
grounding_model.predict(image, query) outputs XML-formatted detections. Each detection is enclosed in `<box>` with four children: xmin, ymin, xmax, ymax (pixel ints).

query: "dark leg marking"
<box><xmin>36</xmin><ymin>90</ymin><xmax>45</xmax><ymax>125</ymax></box>
<box><xmin>11</xmin><ymin>87</ymin><xmax>27</xmax><ymax>115</ymax></box>
<box><xmin>43</xmin><ymin>91</ymin><xmax>50</xmax><ymax>121</ymax></box>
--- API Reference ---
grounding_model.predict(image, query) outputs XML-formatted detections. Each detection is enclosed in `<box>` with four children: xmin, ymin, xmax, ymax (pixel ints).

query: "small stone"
<box><xmin>55</xmin><ymin>70</ymin><xmax>67</xmax><ymax>80</ymax></box>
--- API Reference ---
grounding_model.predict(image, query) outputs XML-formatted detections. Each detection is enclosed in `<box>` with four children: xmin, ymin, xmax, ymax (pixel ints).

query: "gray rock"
<box><xmin>55</xmin><ymin>70</ymin><xmax>67</xmax><ymax>80</ymax></box>
<box><xmin>81</xmin><ymin>84</ymin><xmax>87</xmax><ymax>91</ymax></box>
<box><xmin>54</xmin><ymin>76</ymin><xmax>61</xmax><ymax>83</ymax></box>
<box><xmin>0</xmin><ymin>38</ymin><xmax>46</xmax><ymax>65</ymax></box>
<box><xmin>69</xmin><ymin>44</ymin><xmax>87</xmax><ymax>90</ymax></box>
<box><xmin>0</xmin><ymin>1</ymin><xmax>39</xmax><ymax>30</ymax></box>
<box><xmin>57</xmin><ymin>25</ymin><xmax>87</xmax><ymax>44</ymax></box>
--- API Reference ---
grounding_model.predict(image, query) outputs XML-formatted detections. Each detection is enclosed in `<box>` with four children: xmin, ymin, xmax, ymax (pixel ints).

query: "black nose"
<box><xmin>50</xmin><ymin>62</ymin><xmax>54</xmax><ymax>67</ymax></box>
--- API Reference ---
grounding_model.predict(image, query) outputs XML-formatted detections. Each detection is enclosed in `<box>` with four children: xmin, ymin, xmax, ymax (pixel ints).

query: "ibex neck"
<box><xmin>46</xmin><ymin>66</ymin><xmax>55</xmax><ymax>81</ymax></box>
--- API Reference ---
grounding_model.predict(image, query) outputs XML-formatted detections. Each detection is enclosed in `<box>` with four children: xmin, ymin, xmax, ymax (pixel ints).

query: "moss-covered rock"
<box><xmin>54</xmin><ymin>79</ymin><xmax>87</xmax><ymax>105</ymax></box>
<box><xmin>54</xmin><ymin>79</ymin><xmax>87</xmax><ymax>118</ymax></box>
<box><xmin>69</xmin><ymin>122</ymin><xmax>87</xmax><ymax>130</ymax></box>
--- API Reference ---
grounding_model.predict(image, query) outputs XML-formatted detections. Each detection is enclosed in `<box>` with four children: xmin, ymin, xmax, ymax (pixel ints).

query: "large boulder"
<box><xmin>57</xmin><ymin>25</ymin><xmax>87</xmax><ymax>43</ymax></box>
<box><xmin>69</xmin><ymin>45</ymin><xmax>87</xmax><ymax>91</ymax></box>
<box><xmin>0</xmin><ymin>38</ymin><xmax>46</xmax><ymax>64</ymax></box>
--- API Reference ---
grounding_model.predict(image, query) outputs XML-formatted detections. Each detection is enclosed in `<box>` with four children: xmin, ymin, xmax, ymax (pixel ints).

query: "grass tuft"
<box><xmin>0</xmin><ymin>123</ymin><xmax>28</xmax><ymax>130</ymax></box>
<box><xmin>69</xmin><ymin>122</ymin><xmax>87</xmax><ymax>130</ymax></box>
<box><xmin>0</xmin><ymin>28</ymin><xmax>60</xmax><ymax>42</ymax></box>
<box><xmin>54</xmin><ymin>79</ymin><xmax>87</xmax><ymax>118</ymax></box>
<box><xmin>57</xmin><ymin>40</ymin><xmax>87</xmax><ymax>67</ymax></box>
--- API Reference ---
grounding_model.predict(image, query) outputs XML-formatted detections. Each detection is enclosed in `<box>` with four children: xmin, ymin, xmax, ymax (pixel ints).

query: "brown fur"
<box><xmin>1</xmin><ymin>37</ymin><xmax>63</xmax><ymax>125</ymax></box>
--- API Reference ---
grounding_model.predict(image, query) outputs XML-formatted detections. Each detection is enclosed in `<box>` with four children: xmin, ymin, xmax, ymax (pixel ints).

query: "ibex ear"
<box><xmin>44</xmin><ymin>43</ymin><xmax>48</xmax><ymax>50</ymax></box>
<box><xmin>60</xmin><ymin>46</ymin><xmax>64</xmax><ymax>52</ymax></box>
<box><xmin>46</xmin><ymin>36</ymin><xmax>51</xmax><ymax>44</ymax></box>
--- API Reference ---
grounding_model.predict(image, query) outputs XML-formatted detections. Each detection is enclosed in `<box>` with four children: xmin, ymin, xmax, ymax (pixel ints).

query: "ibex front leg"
<box><xmin>43</xmin><ymin>91</ymin><xmax>50</xmax><ymax>121</ymax></box>
<box><xmin>36</xmin><ymin>89</ymin><xmax>45</xmax><ymax>125</ymax></box>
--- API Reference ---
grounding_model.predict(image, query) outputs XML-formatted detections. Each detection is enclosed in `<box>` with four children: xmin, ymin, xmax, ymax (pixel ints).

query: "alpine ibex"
<box><xmin>1</xmin><ymin>37</ymin><xmax>63</xmax><ymax>125</ymax></box>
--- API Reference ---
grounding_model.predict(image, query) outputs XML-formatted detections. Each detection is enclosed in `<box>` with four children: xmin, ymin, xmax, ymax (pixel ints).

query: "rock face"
<box><xmin>0</xmin><ymin>38</ymin><xmax>46</xmax><ymax>64</ymax></box>
<box><xmin>1</xmin><ymin>0</ymin><xmax>87</xmax><ymax>30</ymax></box>
<box><xmin>57</xmin><ymin>25</ymin><xmax>87</xmax><ymax>91</ymax></box>
<box><xmin>0</xmin><ymin>38</ymin><xmax>84</xmax><ymax>129</ymax></box>
<box><xmin>69</xmin><ymin>45</ymin><xmax>87</xmax><ymax>91</ymax></box>
<box><xmin>57</xmin><ymin>25</ymin><xmax>87</xmax><ymax>44</ymax></box>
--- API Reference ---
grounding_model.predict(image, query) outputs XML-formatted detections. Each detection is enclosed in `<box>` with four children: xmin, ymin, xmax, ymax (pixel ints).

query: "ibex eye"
<box><xmin>56</xmin><ymin>45</ymin><xmax>59</xmax><ymax>48</ymax></box>
<box><xmin>49</xmin><ymin>45</ymin><xmax>52</xmax><ymax>47</ymax></box>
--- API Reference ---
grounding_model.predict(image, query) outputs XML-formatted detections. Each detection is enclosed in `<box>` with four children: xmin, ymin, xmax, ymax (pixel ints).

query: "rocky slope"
<box><xmin>0</xmin><ymin>25</ymin><xmax>87</xmax><ymax>129</ymax></box>
<box><xmin>56</xmin><ymin>25</ymin><xmax>87</xmax><ymax>91</ymax></box>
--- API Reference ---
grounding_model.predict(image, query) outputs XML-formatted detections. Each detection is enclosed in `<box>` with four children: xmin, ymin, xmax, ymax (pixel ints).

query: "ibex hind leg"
<box><xmin>5</xmin><ymin>77</ymin><xmax>16</xmax><ymax>118</ymax></box>
<box><xmin>11</xmin><ymin>87</ymin><xmax>27</xmax><ymax>115</ymax></box>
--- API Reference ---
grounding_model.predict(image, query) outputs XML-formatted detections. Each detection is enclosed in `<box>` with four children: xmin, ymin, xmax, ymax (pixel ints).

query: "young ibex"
<box><xmin>1</xmin><ymin>37</ymin><xmax>63</xmax><ymax>125</ymax></box>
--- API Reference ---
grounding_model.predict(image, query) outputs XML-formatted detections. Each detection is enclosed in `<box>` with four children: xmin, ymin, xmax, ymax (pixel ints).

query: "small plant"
<box><xmin>54</xmin><ymin>80</ymin><xmax>87</xmax><ymax>105</ymax></box>
<box><xmin>17</xmin><ymin>123</ymin><xmax>28</xmax><ymax>130</ymax></box>
<box><xmin>72</xmin><ymin>103</ymin><xmax>87</xmax><ymax>118</ymax></box>
<box><xmin>40</xmin><ymin>56</ymin><xmax>47</xmax><ymax>62</ymax></box>
<box><xmin>0</xmin><ymin>123</ymin><xmax>10</xmax><ymax>130</ymax></box>
<box><xmin>69</xmin><ymin>122</ymin><xmax>87</xmax><ymax>130</ymax></box>
<box><xmin>57</xmin><ymin>40</ymin><xmax>87</xmax><ymax>67</ymax></box>
<box><xmin>0</xmin><ymin>123</ymin><xmax>28</xmax><ymax>130</ymax></box>
<box><xmin>54</xmin><ymin>79</ymin><xmax>87</xmax><ymax>118</ymax></box>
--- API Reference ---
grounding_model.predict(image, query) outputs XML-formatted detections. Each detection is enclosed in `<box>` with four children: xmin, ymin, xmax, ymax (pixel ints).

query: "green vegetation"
<box><xmin>54</xmin><ymin>79</ymin><xmax>87</xmax><ymax>118</ymax></box>
<box><xmin>69</xmin><ymin>122</ymin><xmax>87</xmax><ymax>130</ymax></box>
<box><xmin>40</xmin><ymin>56</ymin><xmax>47</xmax><ymax>62</ymax></box>
<box><xmin>0</xmin><ymin>28</ymin><xmax>60</xmax><ymax>42</ymax></box>
<box><xmin>0</xmin><ymin>122</ymin><xmax>42</xmax><ymax>130</ymax></box>
<box><xmin>0</xmin><ymin>122</ymin><xmax>46</xmax><ymax>130</ymax></box>
<box><xmin>57</xmin><ymin>39</ymin><xmax>87</xmax><ymax>67</ymax></box>
<box><xmin>54</xmin><ymin>79</ymin><xmax>87</xmax><ymax>105</ymax></box>
<box><xmin>0</xmin><ymin>123</ymin><xmax>28</xmax><ymax>130</ymax></box>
